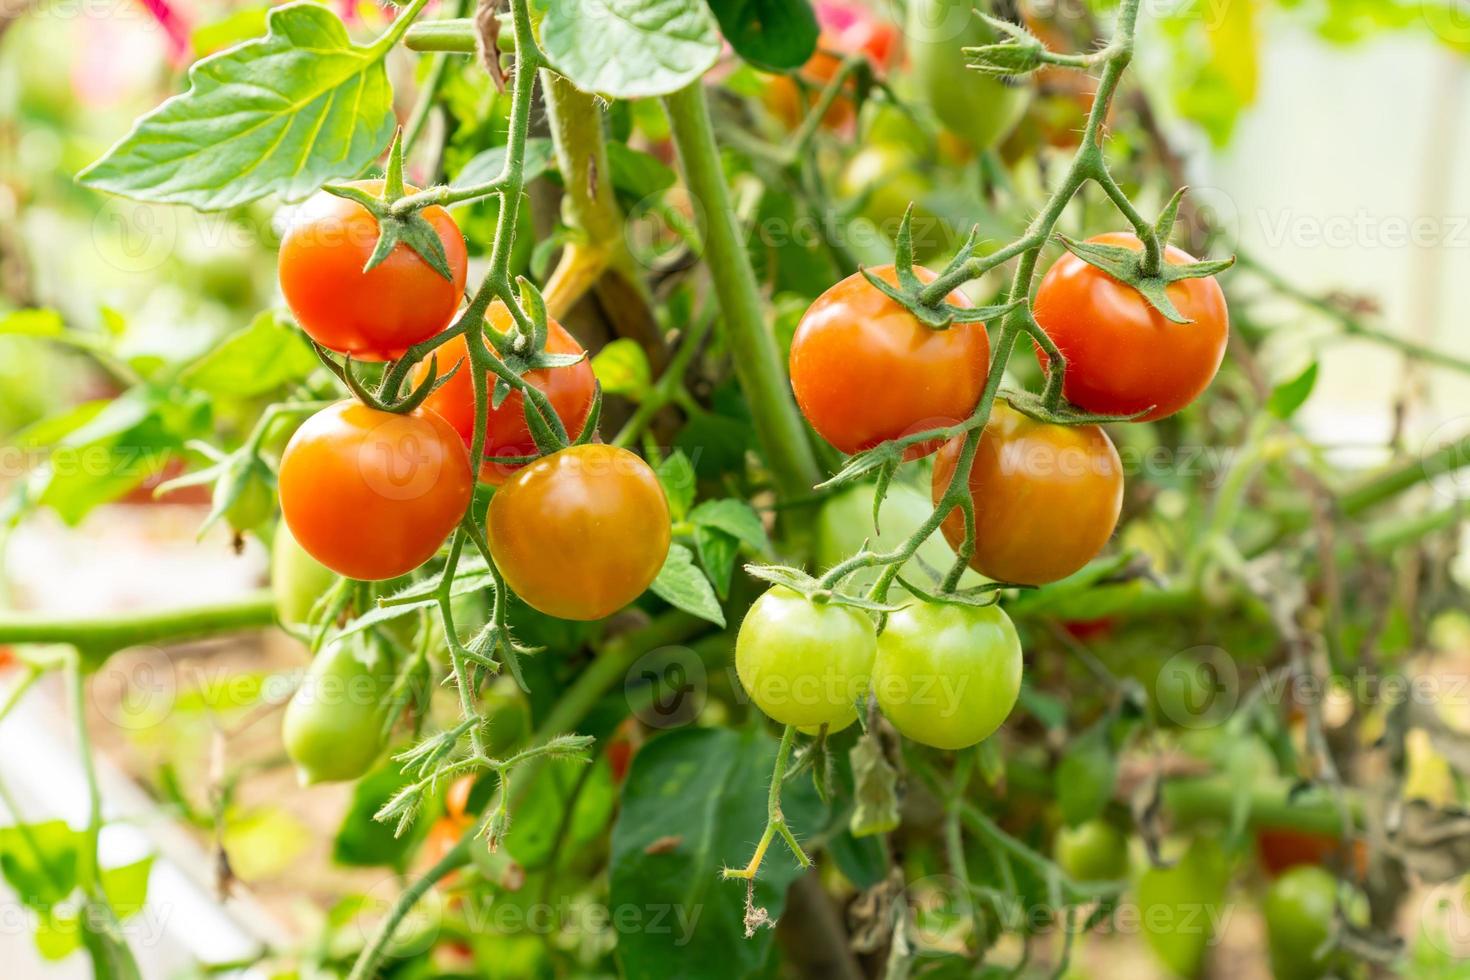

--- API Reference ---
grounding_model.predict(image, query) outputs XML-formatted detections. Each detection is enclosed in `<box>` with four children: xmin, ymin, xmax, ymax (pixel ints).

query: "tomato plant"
<box><xmin>932</xmin><ymin>401</ymin><xmax>1123</xmax><ymax>585</ymax></box>
<box><xmin>278</xmin><ymin>401</ymin><xmax>474</xmax><ymax>581</ymax></box>
<box><xmin>790</xmin><ymin>264</ymin><xmax>987</xmax><ymax>457</ymax></box>
<box><xmin>1033</xmin><ymin>232</ymin><xmax>1230</xmax><ymax>421</ymax></box>
<box><xmin>2</xmin><ymin>0</ymin><xmax>1463</xmax><ymax>976</ymax></box>
<box><xmin>416</xmin><ymin>301</ymin><xmax>597</xmax><ymax>484</ymax></box>
<box><xmin>278</xmin><ymin>180</ymin><xmax>469</xmax><ymax>361</ymax></box>
<box><xmin>870</xmin><ymin>599</ymin><xmax>1021</xmax><ymax>748</ymax></box>
<box><xmin>487</xmin><ymin>444</ymin><xmax>671</xmax><ymax>621</ymax></box>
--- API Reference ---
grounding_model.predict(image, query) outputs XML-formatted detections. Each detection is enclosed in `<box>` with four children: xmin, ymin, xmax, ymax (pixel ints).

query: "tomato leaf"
<box><xmin>654</xmin><ymin>450</ymin><xmax>697</xmax><ymax>519</ymax></box>
<box><xmin>1267</xmin><ymin>361</ymin><xmax>1318</xmax><ymax>420</ymax></box>
<box><xmin>650</xmin><ymin>543</ymin><xmax>725</xmax><ymax>626</ymax></box>
<box><xmin>605</xmin><ymin>142</ymin><xmax>678</xmax><ymax>201</ymax></box>
<box><xmin>540</xmin><ymin>0</ymin><xmax>722</xmax><ymax>99</ymax></box>
<box><xmin>455</xmin><ymin>137</ymin><xmax>556</xmax><ymax>189</ymax></box>
<box><xmin>0</xmin><ymin>821</ymin><xmax>82</xmax><ymax>911</ymax></box>
<box><xmin>705</xmin><ymin>0</ymin><xmax>818</xmax><ymax>70</ymax></box>
<box><xmin>609</xmin><ymin>727</ymin><xmax>828</xmax><ymax>978</ymax></box>
<box><xmin>591</xmin><ymin>338</ymin><xmax>652</xmax><ymax>400</ymax></box>
<box><xmin>693</xmin><ymin>525</ymin><xmax>739</xmax><ymax>598</ymax></box>
<box><xmin>180</xmin><ymin>312</ymin><xmax>317</xmax><ymax>396</ymax></box>
<box><xmin>77</xmin><ymin>3</ymin><xmax>397</xmax><ymax>210</ymax></box>
<box><xmin>689</xmin><ymin>497</ymin><xmax>768</xmax><ymax>552</ymax></box>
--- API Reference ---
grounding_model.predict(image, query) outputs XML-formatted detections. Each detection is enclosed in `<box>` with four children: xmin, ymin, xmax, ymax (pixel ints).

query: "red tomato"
<box><xmin>1257</xmin><ymin>827</ymin><xmax>1367</xmax><ymax>880</ymax></box>
<box><xmin>790</xmin><ymin>265</ymin><xmax>988</xmax><ymax>458</ymax></box>
<box><xmin>1032</xmin><ymin>232</ymin><xmax>1228</xmax><ymax>422</ymax></box>
<box><xmin>932</xmin><ymin>401</ymin><xmax>1123</xmax><ymax>585</ymax></box>
<box><xmin>278</xmin><ymin>180</ymin><xmax>469</xmax><ymax>361</ymax></box>
<box><xmin>278</xmin><ymin>401</ymin><xmax>473</xmax><ymax>581</ymax></box>
<box><xmin>487</xmin><ymin>444</ymin><xmax>671</xmax><ymax>621</ymax></box>
<box><xmin>416</xmin><ymin>302</ymin><xmax>596</xmax><ymax>485</ymax></box>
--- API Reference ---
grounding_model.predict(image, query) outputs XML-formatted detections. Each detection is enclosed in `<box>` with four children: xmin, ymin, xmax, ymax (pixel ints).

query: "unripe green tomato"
<box><xmin>282</xmin><ymin>640</ymin><xmax>392</xmax><ymax>784</ymax></box>
<box><xmin>1135</xmin><ymin>837</ymin><xmax>1230</xmax><ymax>978</ymax></box>
<box><xmin>1054</xmin><ymin>819</ymin><xmax>1129</xmax><ymax>882</ymax></box>
<box><xmin>814</xmin><ymin>481</ymin><xmax>980</xmax><ymax>592</ymax></box>
<box><xmin>271</xmin><ymin>521</ymin><xmax>339</xmax><ymax>628</ymax></box>
<box><xmin>906</xmin><ymin>0</ymin><xmax>1030</xmax><ymax>151</ymax></box>
<box><xmin>871</xmin><ymin>600</ymin><xmax>1020</xmax><ymax>749</ymax></box>
<box><xmin>1264</xmin><ymin>866</ymin><xmax>1361</xmax><ymax>980</ymax></box>
<box><xmin>863</xmin><ymin>103</ymin><xmax>930</xmax><ymax>156</ymax></box>
<box><xmin>222</xmin><ymin>469</ymin><xmax>274</xmax><ymax>537</ymax></box>
<box><xmin>735</xmin><ymin>587</ymin><xmax>877</xmax><ymax>731</ymax></box>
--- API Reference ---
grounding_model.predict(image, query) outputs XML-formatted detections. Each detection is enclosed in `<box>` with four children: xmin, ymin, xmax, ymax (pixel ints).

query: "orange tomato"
<box><xmin>487</xmin><ymin>444</ymin><xmax>671</xmax><ymax>621</ymax></box>
<box><xmin>1033</xmin><ymin>232</ymin><xmax>1228</xmax><ymax>422</ymax></box>
<box><xmin>278</xmin><ymin>401</ymin><xmax>474</xmax><ymax>580</ymax></box>
<box><xmin>278</xmin><ymin>180</ymin><xmax>468</xmax><ymax>361</ymax></box>
<box><xmin>790</xmin><ymin>265</ymin><xmax>988</xmax><ymax>458</ymax></box>
<box><xmin>932</xmin><ymin>402</ymin><xmax>1123</xmax><ymax>585</ymax></box>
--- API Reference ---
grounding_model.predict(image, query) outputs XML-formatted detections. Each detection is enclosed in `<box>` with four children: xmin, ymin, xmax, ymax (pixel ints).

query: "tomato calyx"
<box><xmin>859</xmin><ymin>210</ymin><xmax>1023</xmax><ymax>330</ymax></box>
<box><xmin>156</xmin><ymin>439</ymin><xmax>277</xmax><ymax>547</ymax></box>
<box><xmin>1000</xmin><ymin>386</ymin><xmax>1150</xmax><ymax>426</ymax></box>
<box><xmin>1055</xmin><ymin>191</ymin><xmax>1235</xmax><ymax>324</ymax></box>
<box><xmin>893</xmin><ymin>574</ymin><xmax>1021</xmax><ymax>608</ymax></box>
<box><xmin>309</xmin><ymin>340</ymin><xmax>460</xmax><ymax>416</ymax></box>
<box><xmin>964</xmin><ymin>13</ymin><xmax>1047</xmax><ymax>77</ymax></box>
<box><xmin>744</xmin><ymin>563</ymin><xmax>905</xmax><ymax>614</ymax></box>
<box><xmin>321</xmin><ymin>131</ymin><xmax>457</xmax><ymax>283</ymax></box>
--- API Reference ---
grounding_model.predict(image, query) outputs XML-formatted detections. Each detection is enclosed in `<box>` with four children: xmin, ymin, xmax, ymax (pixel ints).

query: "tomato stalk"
<box><xmin>720</xmin><ymin>724</ymin><xmax>811</xmax><ymax>885</ymax></box>
<box><xmin>663</xmin><ymin>82</ymin><xmax>824</xmax><ymax>505</ymax></box>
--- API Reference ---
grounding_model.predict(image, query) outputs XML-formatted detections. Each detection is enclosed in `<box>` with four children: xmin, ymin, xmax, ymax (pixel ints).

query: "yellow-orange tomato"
<box><xmin>932</xmin><ymin>402</ymin><xmax>1122</xmax><ymax>585</ymax></box>
<box><xmin>790</xmin><ymin>265</ymin><xmax>988</xmax><ymax>458</ymax></box>
<box><xmin>416</xmin><ymin>302</ymin><xmax>597</xmax><ymax>484</ymax></box>
<box><xmin>278</xmin><ymin>180</ymin><xmax>468</xmax><ymax>361</ymax></box>
<box><xmin>487</xmin><ymin>444</ymin><xmax>671</xmax><ymax>621</ymax></box>
<box><xmin>1033</xmin><ymin>232</ymin><xmax>1228</xmax><ymax>422</ymax></box>
<box><xmin>279</xmin><ymin>401</ymin><xmax>473</xmax><ymax>581</ymax></box>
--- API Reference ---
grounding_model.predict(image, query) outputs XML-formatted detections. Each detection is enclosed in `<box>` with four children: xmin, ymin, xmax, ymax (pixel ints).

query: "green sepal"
<box><xmin>963</xmin><ymin>15</ymin><xmax>1044</xmax><ymax>77</ymax></box>
<box><xmin>381</xmin><ymin>128</ymin><xmax>407</xmax><ymax>201</ymax></box>
<box><xmin>894</xmin><ymin>575</ymin><xmax>1024</xmax><ymax>609</ymax></box>
<box><xmin>573</xmin><ymin>383</ymin><xmax>603</xmax><ymax>444</ymax></box>
<box><xmin>1154</xmin><ymin>186</ymin><xmax>1187</xmax><ymax>245</ymax></box>
<box><xmin>521</xmin><ymin>395</ymin><xmax>564</xmax><ymax>456</ymax></box>
<box><xmin>1056</xmin><ymin>233</ymin><xmax>1234</xmax><ymax>325</ymax></box>
<box><xmin>814</xmin><ymin>440</ymin><xmax>905</xmax><ymax>492</ymax></box>
<box><xmin>491</xmin><ymin>377</ymin><xmax>513</xmax><ymax>410</ymax></box>
<box><xmin>743</xmin><ymin>563</ymin><xmax>907</xmax><ymax>614</ymax></box>
<box><xmin>323</xmin><ymin>172</ymin><xmax>456</xmax><ymax>284</ymax></box>
<box><xmin>869</xmin><ymin>457</ymin><xmax>898</xmax><ymax>537</ymax></box>
<box><xmin>1000</xmin><ymin>388</ymin><xmax>1150</xmax><ymax>426</ymax></box>
<box><xmin>860</xmin><ymin>263</ymin><xmax>1021</xmax><ymax>330</ymax></box>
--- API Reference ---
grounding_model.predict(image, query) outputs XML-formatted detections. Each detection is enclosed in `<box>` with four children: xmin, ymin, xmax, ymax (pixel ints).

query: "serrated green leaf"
<box><xmin>689</xmin><ymin>497</ymin><xmax>768</xmax><ymax>552</ymax></box>
<box><xmin>77</xmin><ymin>3</ymin><xmax>397</xmax><ymax>209</ymax></box>
<box><xmin>179</xmin><ymin>312</ymin><xmax>317</xmax><ymax>396</ymax></box>
<box><xmin>540</xmin><ymin>0</ymin><xmax>721</xmax><ymax>99</ymax></box>
<box><xmin>591</xmin><ymin>337</ymin><xmax>652</xmax><ymax>399</ymax></box>
<box><xmin>609</xmin><ymin>727</ymin><xmax>827</xmax><ymax>978</ymax></box>
<box><xmin>650</xmin><ymin>543</ymin><xmax>725</xmax><ymax>626</ymax></box>
<box><xmin>694</xmin><ymin>524</ymin><xmax>739</xmax><ymax>598</ymax></box>
<box><xmin>455</xmin><ymin>137</ymin><xmax>556</xmax><ymax>189</ymax></box>
<box><xmin>654</xmin><ymin>450</ymin><xmax>696</xmax><ymax>520</ymax></box>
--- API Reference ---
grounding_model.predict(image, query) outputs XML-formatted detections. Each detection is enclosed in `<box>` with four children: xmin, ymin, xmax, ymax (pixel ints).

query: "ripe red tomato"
<box><xmin>278</xmin><ymin>180</ymin><xmax>469</xmax><ymax>361</ymax></box>
<box><xmin>932</xmin><ymin>401</ymin><xmax>1123</xmax><ymax>585</ymax></box>
<box><xmin>278</xmin><ymin>401</ymin><xmax>474</xmax><ymax>581</ymax></box>
<box><xmin>487</xmin><ymin>444</ymin><xmax>671</xmax><ymax>621</ymax></box>
<box><xmin>790</xmin><ymin>265</ymin><xmax>988</xmax><ymax>458</ymax></box>
<box><xmin>416</xmin><ymin>302</ymin><xmax>596</xmax><ymax>484</ymax></box>
<box><xmin>1032</xmin><ymin>232</ymin><xmax>1228</xmax><ymax>422</ymax></box>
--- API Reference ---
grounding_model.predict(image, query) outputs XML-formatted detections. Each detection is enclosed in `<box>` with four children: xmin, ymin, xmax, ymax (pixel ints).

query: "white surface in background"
<box><xmin>0</xmin><ymin>681</ymin><xmax>280</xmax><ymax>978</ymax></box>
<box><xmin>1205</xmin><ymin>26</ymin><xmax>1470</xmax><ymax>449</ymax></box>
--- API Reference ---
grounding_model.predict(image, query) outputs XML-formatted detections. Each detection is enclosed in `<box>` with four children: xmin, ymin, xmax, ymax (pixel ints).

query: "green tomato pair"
<box><xmin>734</xmin><ymin>586</ymin><xmax>1022</xmax><ymax>749</ymax></box>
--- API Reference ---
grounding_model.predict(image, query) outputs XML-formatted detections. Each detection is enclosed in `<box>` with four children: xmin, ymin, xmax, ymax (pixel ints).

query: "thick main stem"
<box><xmin>663</xmin><ymin>82</ymin><xmax>822</xmax><ymax>504</ymax></box>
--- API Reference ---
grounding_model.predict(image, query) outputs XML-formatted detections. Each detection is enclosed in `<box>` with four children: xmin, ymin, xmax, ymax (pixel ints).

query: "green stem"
<box><xmin>663</xmin><ymin>82</ymin><xmax>822</xmax><ymax>503</ymax></box>
<box><xmin>0</xmin><ymin>591</ymin><xmax>277</xmax><ymax>659</ymax></box>
<box><xmin>346</xmin><ymin>834</ymin><xmax>472</xmax><ymax>980</ymax></box>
